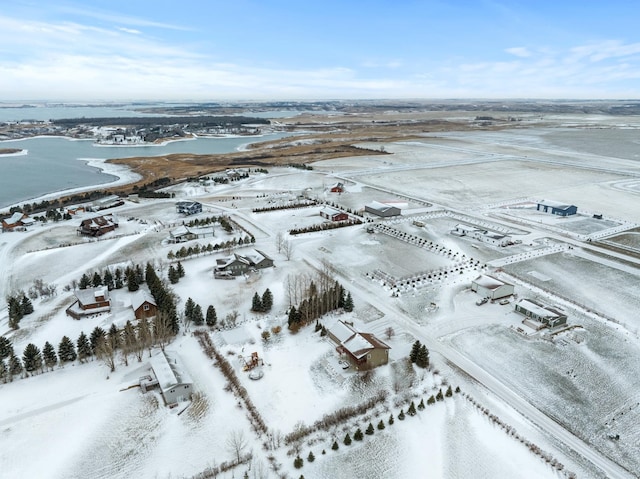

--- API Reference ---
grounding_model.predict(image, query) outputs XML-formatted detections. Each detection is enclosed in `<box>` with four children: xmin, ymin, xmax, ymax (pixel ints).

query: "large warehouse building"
<box><xmin>471</xmin><ymin>275</ymin><xmax>515</xmax><ymax>300</ymax></box>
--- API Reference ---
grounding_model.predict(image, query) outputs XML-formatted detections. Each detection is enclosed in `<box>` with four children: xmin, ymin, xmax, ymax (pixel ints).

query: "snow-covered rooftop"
<box><xmin>473</xmin><ymin>274</ymin><xmax>511</xmax><ymax>290</ymax></box>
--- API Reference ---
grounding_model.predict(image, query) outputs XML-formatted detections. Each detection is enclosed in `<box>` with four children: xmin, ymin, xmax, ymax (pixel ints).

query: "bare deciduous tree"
<box><xmin>385</xmin><ymin>326</ymin><xmax>395</xmax><ymax>340</ymax></box>
<box><xmin>282</xmin><ymin>239</ymin><xmax>294</xmax><ymax>261</ymax></box>
<box><xmin>95</xmin><ymin>338</ymin><xmax>116</xmax><ymax>373</ymax></box>
<box><xmin>275</xmin><ymin>231</ymin><xmax>285</xmax><ymax>253</ymax></box>
<box><xmin>226</xmin><ymin>429</ymin><xmax>248</xmax><ymax>464</ymax></box>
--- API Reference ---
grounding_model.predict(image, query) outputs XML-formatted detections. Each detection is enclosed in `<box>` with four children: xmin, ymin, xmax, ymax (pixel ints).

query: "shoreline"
<box><xmin>0</xmin><ymin>149</ymin><xmax>27</xmax><ymax>157</ymax></box>
<box><xmin>1</xmin><ymin>158</ymin><xmax>141</xmax><ymax>211</ymax></box>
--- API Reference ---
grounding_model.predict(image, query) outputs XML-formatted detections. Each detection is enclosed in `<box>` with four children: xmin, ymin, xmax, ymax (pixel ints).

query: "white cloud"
<box><xmin>505</xmin><ymin>47</ymin><xmax>531</xmax><ymax>58</ymax></box>
<box><xmin>117</xmin><ymin>27</ymin><xmax>141</xmax><ymax>35</ymax></box>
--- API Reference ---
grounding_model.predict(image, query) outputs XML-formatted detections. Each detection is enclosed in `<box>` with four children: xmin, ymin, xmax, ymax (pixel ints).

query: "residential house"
<box><xmin>77</xmin><ymin>215</ymin><xmax>118</xmax><ymax>237</ymax></box>
<box><xmin>168</xmin><ymin>225</ymin><xmax>215</xmax><ymax>243</ymax></box>
<box><xmin>328</xmin><ymin>320</ymin><xmax>391</xmax><ymax>370</ymax></box>
<box><xmin>515</xmin><ymin>299</ymin><xmax>568</xmax><ymax>328</ymax></box>
<box><xmin>176</xmin><ymin>201</ymin><xmax>203</xmax><ymax>216</ymax></box>
<box><xmin>451</xmin><ymin>223</ymin><xmax>512</xmax><ymax>247</ymax></box>
<box><xmin>2</xmin><ymin>212</ymin><xmax>34</xmax><ymax>231</ymax></box>
<box><xmin>147</xmin><ymin>350</ymin><xmax>193</xmax><ymax>406</ymax></box>
<box><xmin>66</xmin><ymin>287</ymin><xmax>111</xmax><ymax>319</ymax></box>
<box><xmin>131</xmin><ymin>290</ymin><xmax>158</xmax><ymax>320</ymax></box>
<box><xmin>214</xmin><ymin>249</ymin><xmax>274</xmax><ymax>278</ymax></box>
<box><xmin>330</xmin><ymin>182</ymin><xmax>344</xmax><ymax>193</ymax></box>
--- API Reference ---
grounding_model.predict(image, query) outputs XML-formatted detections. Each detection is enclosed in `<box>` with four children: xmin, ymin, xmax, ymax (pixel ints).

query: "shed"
<box><xmin>471</xmin><ymin>275</ymin><xmax>514</xmax><ymax>300</ymax></box>
<box><xmin>131</xmin><ymin>290</ymin><xmax>158</xmax><ymax>319</ymax></box>
<box><xmin>320</xmin><ymin>207</ymin><xmax>349</xmax><ymax>222</ymax></box>
<box><xmin>364</xmin><ymin>201</ymin><xmax>401</xmax><ymax>217</ymax></box>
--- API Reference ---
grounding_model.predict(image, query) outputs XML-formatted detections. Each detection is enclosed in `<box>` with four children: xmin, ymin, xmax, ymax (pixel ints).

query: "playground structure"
<box><xmin>240</xmin><ymin>351</ymin><xmax>264</xmax><ymax>371</ymax></box>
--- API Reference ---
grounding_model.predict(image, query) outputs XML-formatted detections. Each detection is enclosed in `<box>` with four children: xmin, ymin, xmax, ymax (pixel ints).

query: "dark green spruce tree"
<box><xmin>22</xmin><ymin>343</ymin><xmax>43</xmax><ymax>374</ymax></box>
<box><xmin>42</xmin><ymin>341</ymin><xmax>58</xmax><ymax>370</ymax></box>
<box><xmin>58</xmin><ymin>336</ymin><xmax>77</xmax><ymax>363</ymax></box>
<box><xmin>77</xmin><ymin>332</ymin><xmax>92</xmax><ymax>362</ymax></box>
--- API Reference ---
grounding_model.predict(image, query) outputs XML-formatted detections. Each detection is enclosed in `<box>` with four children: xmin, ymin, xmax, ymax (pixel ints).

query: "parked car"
<box><xmin>476</xmin><ymin>297</ymin><xmax>489</xmax><ymax>306</ymax></box>
<box><xmin>499</xmin><ymin>299</ymin><xmax>510</xmax><ymax>305</ymax></box>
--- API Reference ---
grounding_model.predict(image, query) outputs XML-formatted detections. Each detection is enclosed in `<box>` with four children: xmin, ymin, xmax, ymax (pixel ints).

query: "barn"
<box><xmin>536</xmin><ymin>200</ymin><xmax>577</xmax><ymax>216</ymax></box>
<box><xmin>131</xmin><ymin>290</ymin><xmax>158</xmax><ymax>319</ymax></box>
<box><xmin>471</xmin><ymin>275</ymin><xmax>514</xmax><ymax>300</ymax></box>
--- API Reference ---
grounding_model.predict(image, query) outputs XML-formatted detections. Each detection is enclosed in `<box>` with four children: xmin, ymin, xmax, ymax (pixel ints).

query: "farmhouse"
<box><xmin>66</xmin><ymin>287</ymin><xmax>111</xmax><ymax>319</ymax></box>
<box><xmin>329</xmin><ymin>320</ymin><xmax>391</xmax><ymax>370</ymax></box>
<box><xmin>147</xmin><ymin>350</ymin><xmax>193</xmax><ymax>406</ymax></box>
<box><xmin>515</xmin><ymin>299</ymin><xmax>567</xmax><ymax>328</ymax></box>
<box><xmin>451</xmin><ymin>223</ymin><xmax>512</xmax><ymax>247</ymax></box>
<box><xmin>364</xmin><ymin>201</ymin><xmax>401</xmax><ymax>217</ymax></box>
<box><xmin>471</xmin><ymin>275</ymin><xmax>515</xmax><ymax>300</ymax></box>
<box><xmin>536</xmin><ymin>200</ymin><xmax>577</xmax><ymax>216</ymax></box>
<box><xmin>131</xmin><ymin>290</ymin><xmax>158</xmax><ymax>319</ymax></box>
<box><xmin>176</xmin><ymin>201</ymin><xmax>203</xmax><ymax>216</ymax></box>
<box><xmin>2</xmin><ymin>212</ymin><xmax>35</xmax><ymax>231</ymax></box>
<box><xmin>77</xmin><ymin>215</ymin><xmax>118</xmax><ymax>237</ymax></box>
<box><xmin>319</xmin><ymin>207</ymin><xmax>349</xmax><ymax>222</ymax></box>
<box><xmin>168</xmin><ymin>225</ymin><xmax>215</xmax><ymax>243</ymax></box>
<box><xmin>214</xmin><ymin>249</ymin><xmax>274</xmax><ymax>277</ymax></box>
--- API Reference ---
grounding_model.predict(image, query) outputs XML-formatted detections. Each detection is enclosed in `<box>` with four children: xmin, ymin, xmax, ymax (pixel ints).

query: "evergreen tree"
<box><xmin>176</xmin><ymin>261</ymin><xmax>185</xmax><ymax>278</ymax></box>
<box><xmin>407</xmin><ymin>401</ymin><xmax>417</xmax><ymax>416</ymax></box>
<box><xmin>114</xmin><ymin>268</ymin><xmax>124</xmax><ymax>289</ymax></box>
<box><xmin>8</xmin><ymin>296</ymin><xmax>23</xmax><ymax>329</ymax></box>
<box><xmin>135</xmin><ymin>264</ymin><xmax>145</xmax><ymax>284</ymax></box>
<box><xmin>436</xmin><ymin>389</ymin><xmax>444</xmax><ymax>401</ymax></box>
<box><xmin>418</xmin><ymin>398</ymin><xmax>425</xmax><ymax>410</ymax></box>
<box><xmin>366</xmin><ymin>423</ymin><xmax>375</xmax><ymax>435</ymax></box>
<box><xmin>168</xmin><ymin>265</ymin><xmax>179</xmax><ymax>284</ymax></box>
<box><xmin>20</xmin><ymin>294</ymin><xmax>34</xmax><ymax>315</ymax></box>
<box><xmin>251</xmin><ymin>292</ymin><xmax>263</xmax><ymax>312</ymax></box>
<box><xmin>0</xmin><ymin>359</ymin><xmax>6</xmax><ymax>383</ymax></box>
<box><xmin>58</xmin><ymin>336</ymin><xmax>77</xmax><ymax>363</ymax></box>
<box><xmin>184</xmin><ymin>297</ymin><xmax>196</xmax><ymax>323</ymax></box>
<box><xmin>0</xmin><ymin>336</ymin><xmax>13</xmax><ymax>360</ymax></box>
<box><xmin>90</xmin><ymin>326</ymin><xmax>106</xmax><ymax>354</ymax></box>
<box><xmin>307</xmin><ymin>451</ymin><xmax>315</xmax><ymax>462</ymax></box>
<box><xmin>287</xmin><ymin>306</ymin><xmax>299</xmax><ymax>327</ymax></box>
<box><xmin>416</xmin><ymin>344</ymin><xmax>430</xmax><ymax>369</ymax></box>
<box><xmin>343</xmin><ymin>291</ymin><xmax>354</xmax><ymax>312</ymax></box>
<box><xmin>398</xmin><ymin>409</ymin><xmax>405</xmax><ymax>420</ymax></box>
<box><xmin>103</xmin><ymin>269</ymin><xmax>114</xmax><ymax>290</ymax></box>
<box><xmin>206</xmin><ymin>305</ymin><xmax>217</xmax><ymax>327</ymax></box>
<box><xmin>261</xmin><ymin>288</ymin><xmax>273</xmax><ymax>312</ymax></box>
<box><xmin>409</xmin><ymin>340</ymin><xmax>421</xmax><ymax>363</ymax></box>
<box><xmin>388</xmin><ymin>414</ymin><xmax>394</xmax><ymax>425</ymax></box>
<box><xmin>108</xmin><ymin>323</ymin><xmax>120</xmax><ymax>350</ymax></box>
<box><xmin>8</xmin><ymin>353</ymin><xmax>22</xmax><ymax>379</ymax></box>
<box><xmin>42</xmin><ymin>341</ymin><xmax>58</xmax><ymax>370</ymax></box>
<box><xmin>22</xmin><ymin>343</ymin><xmax>43</xmax><ymax>373</ymax></box>
<box><xmin>127</xmin><ymin>268</ymin><xmax>139</xmax><ymax>292</ymax></box>
<box><xmin>343</xmin><ymin>433</ymin><xmax>352</xmax><ymax>445</ymax></box>
<box><xmin>76</xmin><ymin>332</ymin><xmax>92</xmax><ymax>362</ymax></box>
<box><xmin>79</xmin><ymin>273</ymin><xmax>91</xmax><ymax>289</ymax></box>
<box><xmin>427</xmin><ymin>395</ymin><xmax>436</xmax><ymax>405</ymax></box>
<box><xmin>455</xmin><ymin>386</ymin><xmax>461</xmax><ymax>394</ymax></box>
<box><xmin>445</xmin><ymin>385</ymin><xmax>453</xmax><ymax>397</ymax></box>
<box><xmin>192</xmin><ymin>304</ymin><xmax>204</xmax><ymax>326</ymax></box>
<box><xmin>293</xmin><ymin>456</ymin><xmax>303</xmax><ymax>469</ymax></box>
<box><xmin>354</xmin><ymin>428</ymin><xmax>363</xmax><ymax>441</ymax></box>
<box><xmin>92</xmin><ymin>271</ymin><xmax>103</xmax><ymax>287</ymax></box>
<box><xmin>377</xmin><ymin>420</ymin><xmax>385</xmax><ymax>430</ymax></box>
<box><xmin>331</xmin><ymin>441</ymin><xmax>339</xmax><ymax>450</ymax></box>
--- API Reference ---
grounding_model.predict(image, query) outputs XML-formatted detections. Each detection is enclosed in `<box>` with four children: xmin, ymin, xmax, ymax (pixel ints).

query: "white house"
<box><xmin>149</xmin><ymin>350</ymin><xmax>193</xmax><ymax>406</ymax></box>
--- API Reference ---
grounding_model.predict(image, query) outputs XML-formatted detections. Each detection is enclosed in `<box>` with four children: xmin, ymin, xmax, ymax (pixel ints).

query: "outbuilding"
<box><xmin>148</xmin><ymin>350</ymin><xmax>193</xmax><ymax>406</ymax></box>
<box><xmin>320</xmin><ymin>207</ymin><xmax>349</xmax><ymax>222</ymax></box>
<box><xmin>131</xmin><ymin>290</ymin><xmax>158</xmax><ymax>319</ymax></box>
<box><xmin>364</xmin><ymin>201</ymin><xmax>401</xmax><ymax>217</ymax></box>
<box><xmin>471</xmin><ymin>275</ymin><xmax>514</xmax><ymax>300</ymax></box>
<box><xmin>536</xmin><ymin>200</ymin><xmax>577</xmax><ymax>216</ymax></box>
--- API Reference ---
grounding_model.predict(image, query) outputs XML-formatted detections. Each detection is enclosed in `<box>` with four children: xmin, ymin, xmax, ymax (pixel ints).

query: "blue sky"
<box><xmin>2</xmin><ymin>0</ymin><xmax>640</xmax><ymax>100</ymax></box>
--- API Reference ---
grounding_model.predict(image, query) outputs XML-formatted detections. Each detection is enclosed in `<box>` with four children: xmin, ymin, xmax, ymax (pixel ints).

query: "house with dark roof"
<box><xmin>176</xmin><ymin>201</ymin><xmax>202</xmax><ymax>216</ymax></box>
<box><xmin>168</xmin><ymin>225</ymin><xmax>215</xmax><ymax>243</ymax></box>
<box><xmin>515</xmin><ymin>299</ymin><xmax>567</xmax><ymax>328</ymax></box>
<box><xmin>77</xmin><ymin>215</ymin><xmax>118</xmax><ymax>237</ymax></box>
<box><xmin>214</xmin><ymin>250</ymin><xmax>274</xmax><ymax>278</ymax></box>
<box><xmin>328</xmin><ymin>320</ymin><xmax>391</xmax><ymax>370</ymax></box>
<box><xmin>66</xmin><ymin>287</ymin><xmax>112</xmax><ymax>319</ymax></box>
<box><xmin>536</xmin><ymin>200</ymin><xmax>577</xmax><ymax>216</ymax></box>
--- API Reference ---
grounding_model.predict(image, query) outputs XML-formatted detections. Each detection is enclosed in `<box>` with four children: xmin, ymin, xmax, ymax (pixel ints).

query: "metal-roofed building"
<box><xmin>66</xmin><ymin>287</ymin><xmax>111</xmax><ymax>319</ymax></box>
<box><xmin>364</xmin><ymin>201</ymin><xmax>401</xmax><ymax>218</ymax></box>
<box><xmin>149</xmin><ymin>350</ymin><xmax>193</xmax><ymax>406</ymax></box>
<box><xmin>471</xmin><ymin>275</ymin><xmax>515</xmax><ymax>300</ymax></box>
<box><xmin>515</xmin><ymin>299</ymin><xmax>567</xmax><ymax>328</ymax></box>
<box><xmin>536</xmin><ymin>200</ymin><xmax>577</xmax><ymax>216</ymax></box>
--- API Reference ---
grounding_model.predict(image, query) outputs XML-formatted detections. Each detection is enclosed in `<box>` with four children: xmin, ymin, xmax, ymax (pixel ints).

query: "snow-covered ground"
<box><xmin>2</xmin><ymin>124</ymin><xmax>640</xmax><ymax>478</ymax></box>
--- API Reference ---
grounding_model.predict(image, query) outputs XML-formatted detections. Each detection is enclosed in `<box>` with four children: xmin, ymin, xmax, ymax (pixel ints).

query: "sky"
<box><xmin>2</xmin><ymin>0</ymin><xmax>640</xmax><ymax>101</ymax></box>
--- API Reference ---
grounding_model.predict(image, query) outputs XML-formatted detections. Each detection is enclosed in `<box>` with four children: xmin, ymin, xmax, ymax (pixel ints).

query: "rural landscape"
<box><xmin>1</xmin><ymin>100</ymin><xmax>640</xmax><ymax>478</ymax></box>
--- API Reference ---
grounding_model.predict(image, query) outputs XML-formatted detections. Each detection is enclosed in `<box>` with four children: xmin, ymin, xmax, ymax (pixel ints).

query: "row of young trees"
<box><xmin>289</xmin><ymin>218</ymin><xmax>363</xmax><ymax>236</ymax></box>
<box><xmin>252</xmin><ymin>200</ymin><xmax>317</xmax><ymax>213</ymax></box>
<box><xmin>167</xmin><ymin>236</ymin><xmax>255</xmax><ymax>261</ymax></box>
<box><xmin>75</xmin><ymin>264</ymin><xmax>143</xmax><ymax>292</ymax></box>
<box><xmin>168</xmin><ymin>262</ymin><xmax>185</xmax><ymax>284</ymax></box>
<box><xmin>6</xmin><ymin>292</ymin><xmax>34</xmax><ymax>330</ymax></box>
<box><xmin>287</xmin><ymin>281</ymin><xmax>352</xmax><ymax>331</ymax></box>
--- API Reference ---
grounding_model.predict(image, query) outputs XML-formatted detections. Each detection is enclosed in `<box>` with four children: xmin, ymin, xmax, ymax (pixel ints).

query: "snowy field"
<box><xmin>2</xmin><ymin>123</ymin><xmax>640</xmax><ymax>478</ymax></box>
